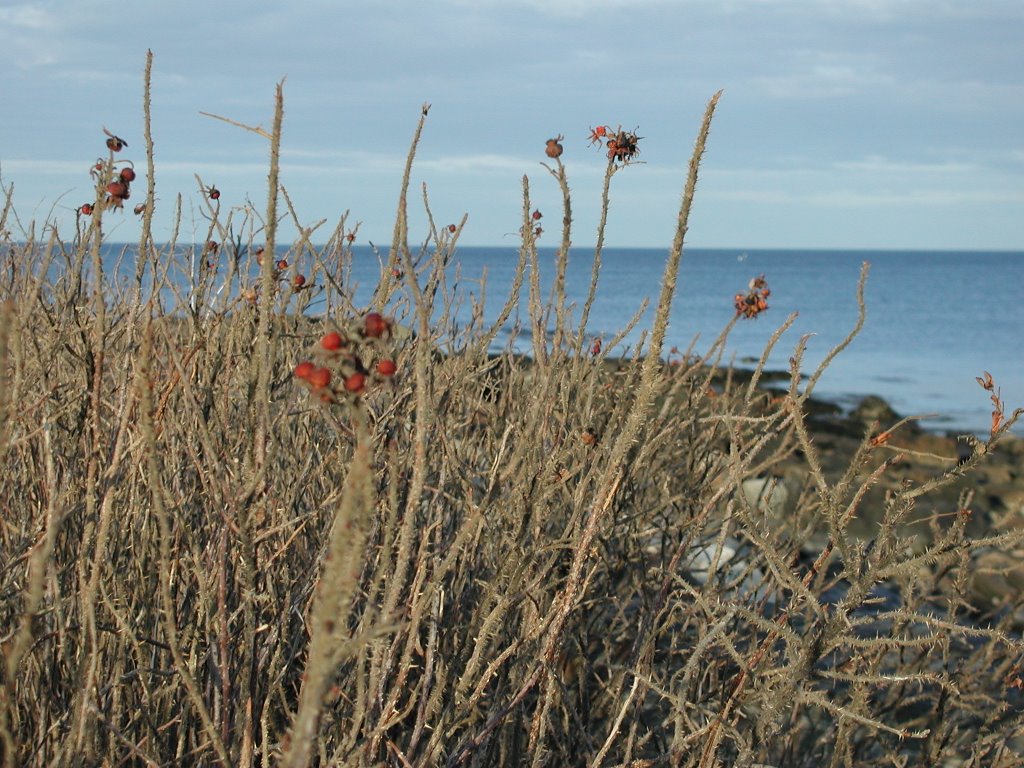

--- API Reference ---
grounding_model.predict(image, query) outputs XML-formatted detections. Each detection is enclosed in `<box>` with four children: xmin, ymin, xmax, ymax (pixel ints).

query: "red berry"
<box><xmin>133</xmin><ymin>203</ymin><xmax>146</xmax><ymax>215</ymax></box>
<box><xmin>79</xmin><ymin>203</ymin><xmax>93</xmax><ymax>215</ymax></box>
<box><xmin>320</xmin><ymin>331</ymin><xmax>344</xmax><ymax>351</ymax></box>
<box><xmin>276</xmin><ymin>259</ymin><xmax>288</xmax><ymax>270</ymax></box>
<box><xmin>307</xmin><ymin>367</ymin><xmax>331</xmax><ymax>389</ymax></box>
<box><xmin>106</xmin><ymin>137</ymin><xmax>126</xmax><ymax>152</ymax></box>
<box><xmin>363</xmin><ymin>312</ymin><xmax>389</xmax><ymax>338</ymax></box>
<box><xmin>106</xmin><ymin>181</ymin><xmax>128</xmax><ymax>199</ymax></box>
<box><xmin>376</xmin><ymin>359</ymin><xmax>397</xmax><ymax>377</ymax></box>
<box><xmin>343</xmin><ymin>372</ymin><xmax>366</xmax><ymax>393</ymax></box>
<box><xmin>448</xmin><ymin>224</ymin><xmax>457</xmax><ymax>233</ymax></box>
<box><xmin>293</xmin><ymin>274</ymin><xmax>306</xmax><ymax>289</ymax></box>
<box><xmin>119</xmin><ymin>167</ymin><xmax>136</xmax><ymax>182</ymax></box>
<box><xmin>208</xmin><ymin>186</ymin><xmax>221</xmax><ymax>200</ymax></box>
<box><xmin>532</xmin><ymin>209</ymin><xmax>542</xmax><ymax>221</ymax></box>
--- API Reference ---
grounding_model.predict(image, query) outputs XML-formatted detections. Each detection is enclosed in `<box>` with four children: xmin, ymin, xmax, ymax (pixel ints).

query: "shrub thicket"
<box><xmin>2</xmin><ymin>54</ymin><xmax>1023</xmax><ymax>767</ymax></box>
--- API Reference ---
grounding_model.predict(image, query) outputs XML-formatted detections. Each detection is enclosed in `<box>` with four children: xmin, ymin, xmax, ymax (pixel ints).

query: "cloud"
<box><xmin>0</xmin><ymin>3</ymin><xmax>62</xmax><ymax>68</ymax></box>
<box><xmin>706</xmin><ymin>186</ymin><xmax>1024</xmax><ymax>207</ymax></box>
<box><xmin>751</xmin><ymin>48</ymin><xmax>895</xmax><ymax>99</ymax></box>
<box><xmin>833</xmin><ymin>156</ymin><xmax>978</xmax><ymax>175</ymax></box>
<box><xmin>1</xmin><ymin>159</ymin><xmax>90</xmax><ymax>176</ymax></box>
<box><xmin>418</xmin><ymin>153</ymin><xmax>532</xmax><ymax>174</ymax></box>
<box><xmin>0</xmin><ymin>4</ymin><xmax>55</xmax><ymax>29</ymax></box>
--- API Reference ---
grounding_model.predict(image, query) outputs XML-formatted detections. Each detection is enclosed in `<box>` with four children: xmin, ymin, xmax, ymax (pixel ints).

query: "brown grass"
<box><xmin>1</xmin><ymin>54</ymin><xmax>1023</xmax><ymax>767</ymax></box>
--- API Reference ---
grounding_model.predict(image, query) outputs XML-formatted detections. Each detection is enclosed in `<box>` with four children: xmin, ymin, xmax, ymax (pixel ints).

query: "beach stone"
<box><xmin>996</xmin><ymin>488</ymin><xmax>1024</xmax><ymax>519</ymax></box>
<box><xmin>741</xmin><ymin>476</ymin><xmax>791</xmax><ymax>517</ymax></box>
<box><xmin>850</xmin><ymin>395</ymin><xmax>909</xmax><ymax>429</ymax></box>
<box><xmin>970</xmin><ymin>549</ymin><xmax>1024</xmax><ymax>609</ymax></box>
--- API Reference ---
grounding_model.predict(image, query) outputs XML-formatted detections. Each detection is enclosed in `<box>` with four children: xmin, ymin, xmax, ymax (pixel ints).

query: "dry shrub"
<box><xmin>1</xmin><ymin>55</ymin><xmax>1023</xmax><ymax>767</ymax></box>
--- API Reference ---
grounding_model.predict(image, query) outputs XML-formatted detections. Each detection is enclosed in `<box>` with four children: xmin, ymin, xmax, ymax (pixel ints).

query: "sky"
<box><xmin>1</xmin><ymin>0</ymin><xmax>1022</xmax><ymax>250</ymax></box>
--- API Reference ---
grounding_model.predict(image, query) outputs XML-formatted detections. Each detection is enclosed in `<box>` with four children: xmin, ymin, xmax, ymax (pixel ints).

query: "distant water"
<box><xmin>88</xmin><ymin>244</ymin><xmax>1023</xmax><ymax>435</ymax></box>
<box><xmin>436</xmin><ymin>247</ymin><xmax>1023</xmax><ymax>435</ymax></box>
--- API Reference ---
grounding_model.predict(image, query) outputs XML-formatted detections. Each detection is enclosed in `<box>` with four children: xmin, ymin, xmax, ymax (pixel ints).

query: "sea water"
<box><xmin>87</xmin><ymin>243</ymin><xmax>1023</xmax><ymax>434</ymax></box>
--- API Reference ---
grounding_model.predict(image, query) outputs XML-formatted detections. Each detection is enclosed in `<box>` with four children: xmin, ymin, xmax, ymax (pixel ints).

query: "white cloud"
<box><xmin>833</xmin><ymin>156</ymin><xmax>978</xmax><ymax>175</ymax></box>
<box><xmin>418</xmin><ymin>153</ymin><xmax>532</xmax><ymax>174</ymax></box>
<box><xmin>707</xmin><ymin>186</ymin><xmax>1024</xmax><ymax>207</ymax></box>
<box><xmin>0</xmin><ymin>4</ymin><xmax>56</xmax><ymax>29</ymax></box>
<box><xmin>0</xmin><ymin>3</ymin><xmax>62</xmax><ymax>68</ymax></box>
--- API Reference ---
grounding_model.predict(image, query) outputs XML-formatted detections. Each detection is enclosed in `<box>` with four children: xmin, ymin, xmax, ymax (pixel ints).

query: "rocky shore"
<box><xmin>770</xmin><ymin>379</ymin><xmax>1024</xmax><ymax>619</ymax></box>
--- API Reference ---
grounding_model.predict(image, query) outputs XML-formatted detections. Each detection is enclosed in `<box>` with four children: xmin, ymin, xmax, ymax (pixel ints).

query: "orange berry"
<box><xmin>376</xmin><ymin>359</ymin><xmax>397</xmax><ymax>376</ymax></box>
<box><xmin>344</xmin><ymin>372</ymin><xmax>366</xmax><ymax>393</ymax></box>
<box><xmin>294</xmin><ymin>361</ymin><xmax>315</xmax><ymax>380</ymax></box>
<box><xmin>307</xmin><ymin>367</ymin><xmax>331</xmax><ymax>389</ymax></box>
<box><xmin>320</xmin><ymin>331</ymin><xmax>344</xmax><ymax>351</ymax></box>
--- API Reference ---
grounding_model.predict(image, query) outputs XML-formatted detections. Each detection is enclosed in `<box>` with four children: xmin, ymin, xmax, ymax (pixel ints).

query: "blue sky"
<box><xmin>2</xmin><ymin>0</ymin><xmax>1022</xmax><ymax>249</ymax></box>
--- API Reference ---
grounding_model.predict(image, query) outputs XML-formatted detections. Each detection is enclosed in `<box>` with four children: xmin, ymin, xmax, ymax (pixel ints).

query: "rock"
<box><xmin>850</xmin><ymin>394</ymin><xmax>917</xmax><ymax>432</ymax></box>
<box><xmin>684</xmin><ymin>536</ymin><xmax>772</xmax><ymax>604</ymax></box>
<box><xmin>970</xmin><ymin>549</ymin><xmax>1024</xmax><ymax>609</ymax></box>
<box><xmin>741</xmin><ymin>476</ymin><xmax>791</xmax><ymax>517</ymax></box>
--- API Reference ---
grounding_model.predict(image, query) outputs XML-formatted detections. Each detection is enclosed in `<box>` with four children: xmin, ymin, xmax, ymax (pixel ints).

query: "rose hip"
<box><xmin>307</xmin><ymin>367</ymin><xmax>331</xmax><ymax>389</ymax></box>
<box><xmin>344</xmin><ymin>372</ymin><xmax>367</xmax><ymax>393</ymax></box>
<box><xmin>363</xmin><ymin>312</ymin><xmax>389</xmax><ymax>338</ymax></box>
<box><xmin>320</xmin><ymin>331</ymin><xmax>344</xmax><ymax>351</ymax></box>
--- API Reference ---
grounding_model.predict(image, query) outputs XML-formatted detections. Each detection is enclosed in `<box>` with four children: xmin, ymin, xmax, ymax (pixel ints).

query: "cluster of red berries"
<box><xmin>238</xmin><ymin>256</ymin><xmax>310</xmax><ymax>303</ymax></box>
<box><xmin>734</xmin><ymin>274</ymin><xmax>771</xmax><ymax>319</ymax></box>
<box><xmin>105</xmin><ymin>164</ymin><xmax>135</xmax><ymax>208</ymax></box>
<box><xmin>588</xmin><ymin>125</ymin><xmax>642</xmax><ymax>163</ymax></box>
<box><xmin>294</xmin><ymin>312</ymin><xmax>399</xmax><ymax>404</ymax></box>
<box><xmin>530</xmin><ymin>209</ymin><xmax>543</xmax><ymax>238</ymax></box>
<box><xmin>102</xmin><ymin>128</ymin><xmax>133</xmax><ymax>208</ymax></box>
<box><xmin>272</xmin><ymin>258</ymin><xmax>308</xmax><ymax>290</ymax></box>
<box><xmin>78</xmin><ymin>128</ymin><xmax>136</xmax><ymax>215</ymax></box>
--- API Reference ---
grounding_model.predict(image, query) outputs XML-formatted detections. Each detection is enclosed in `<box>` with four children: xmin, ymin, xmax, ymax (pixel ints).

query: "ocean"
<box><xmin>94</xmin><ymin>244</ymin><xmax>1023</xmax><ymax>435</ymax></box>
<box><xmin>434</xmin><ymin>247</ymin><xmax>1023</xmax><ymax>435</ymax></box>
